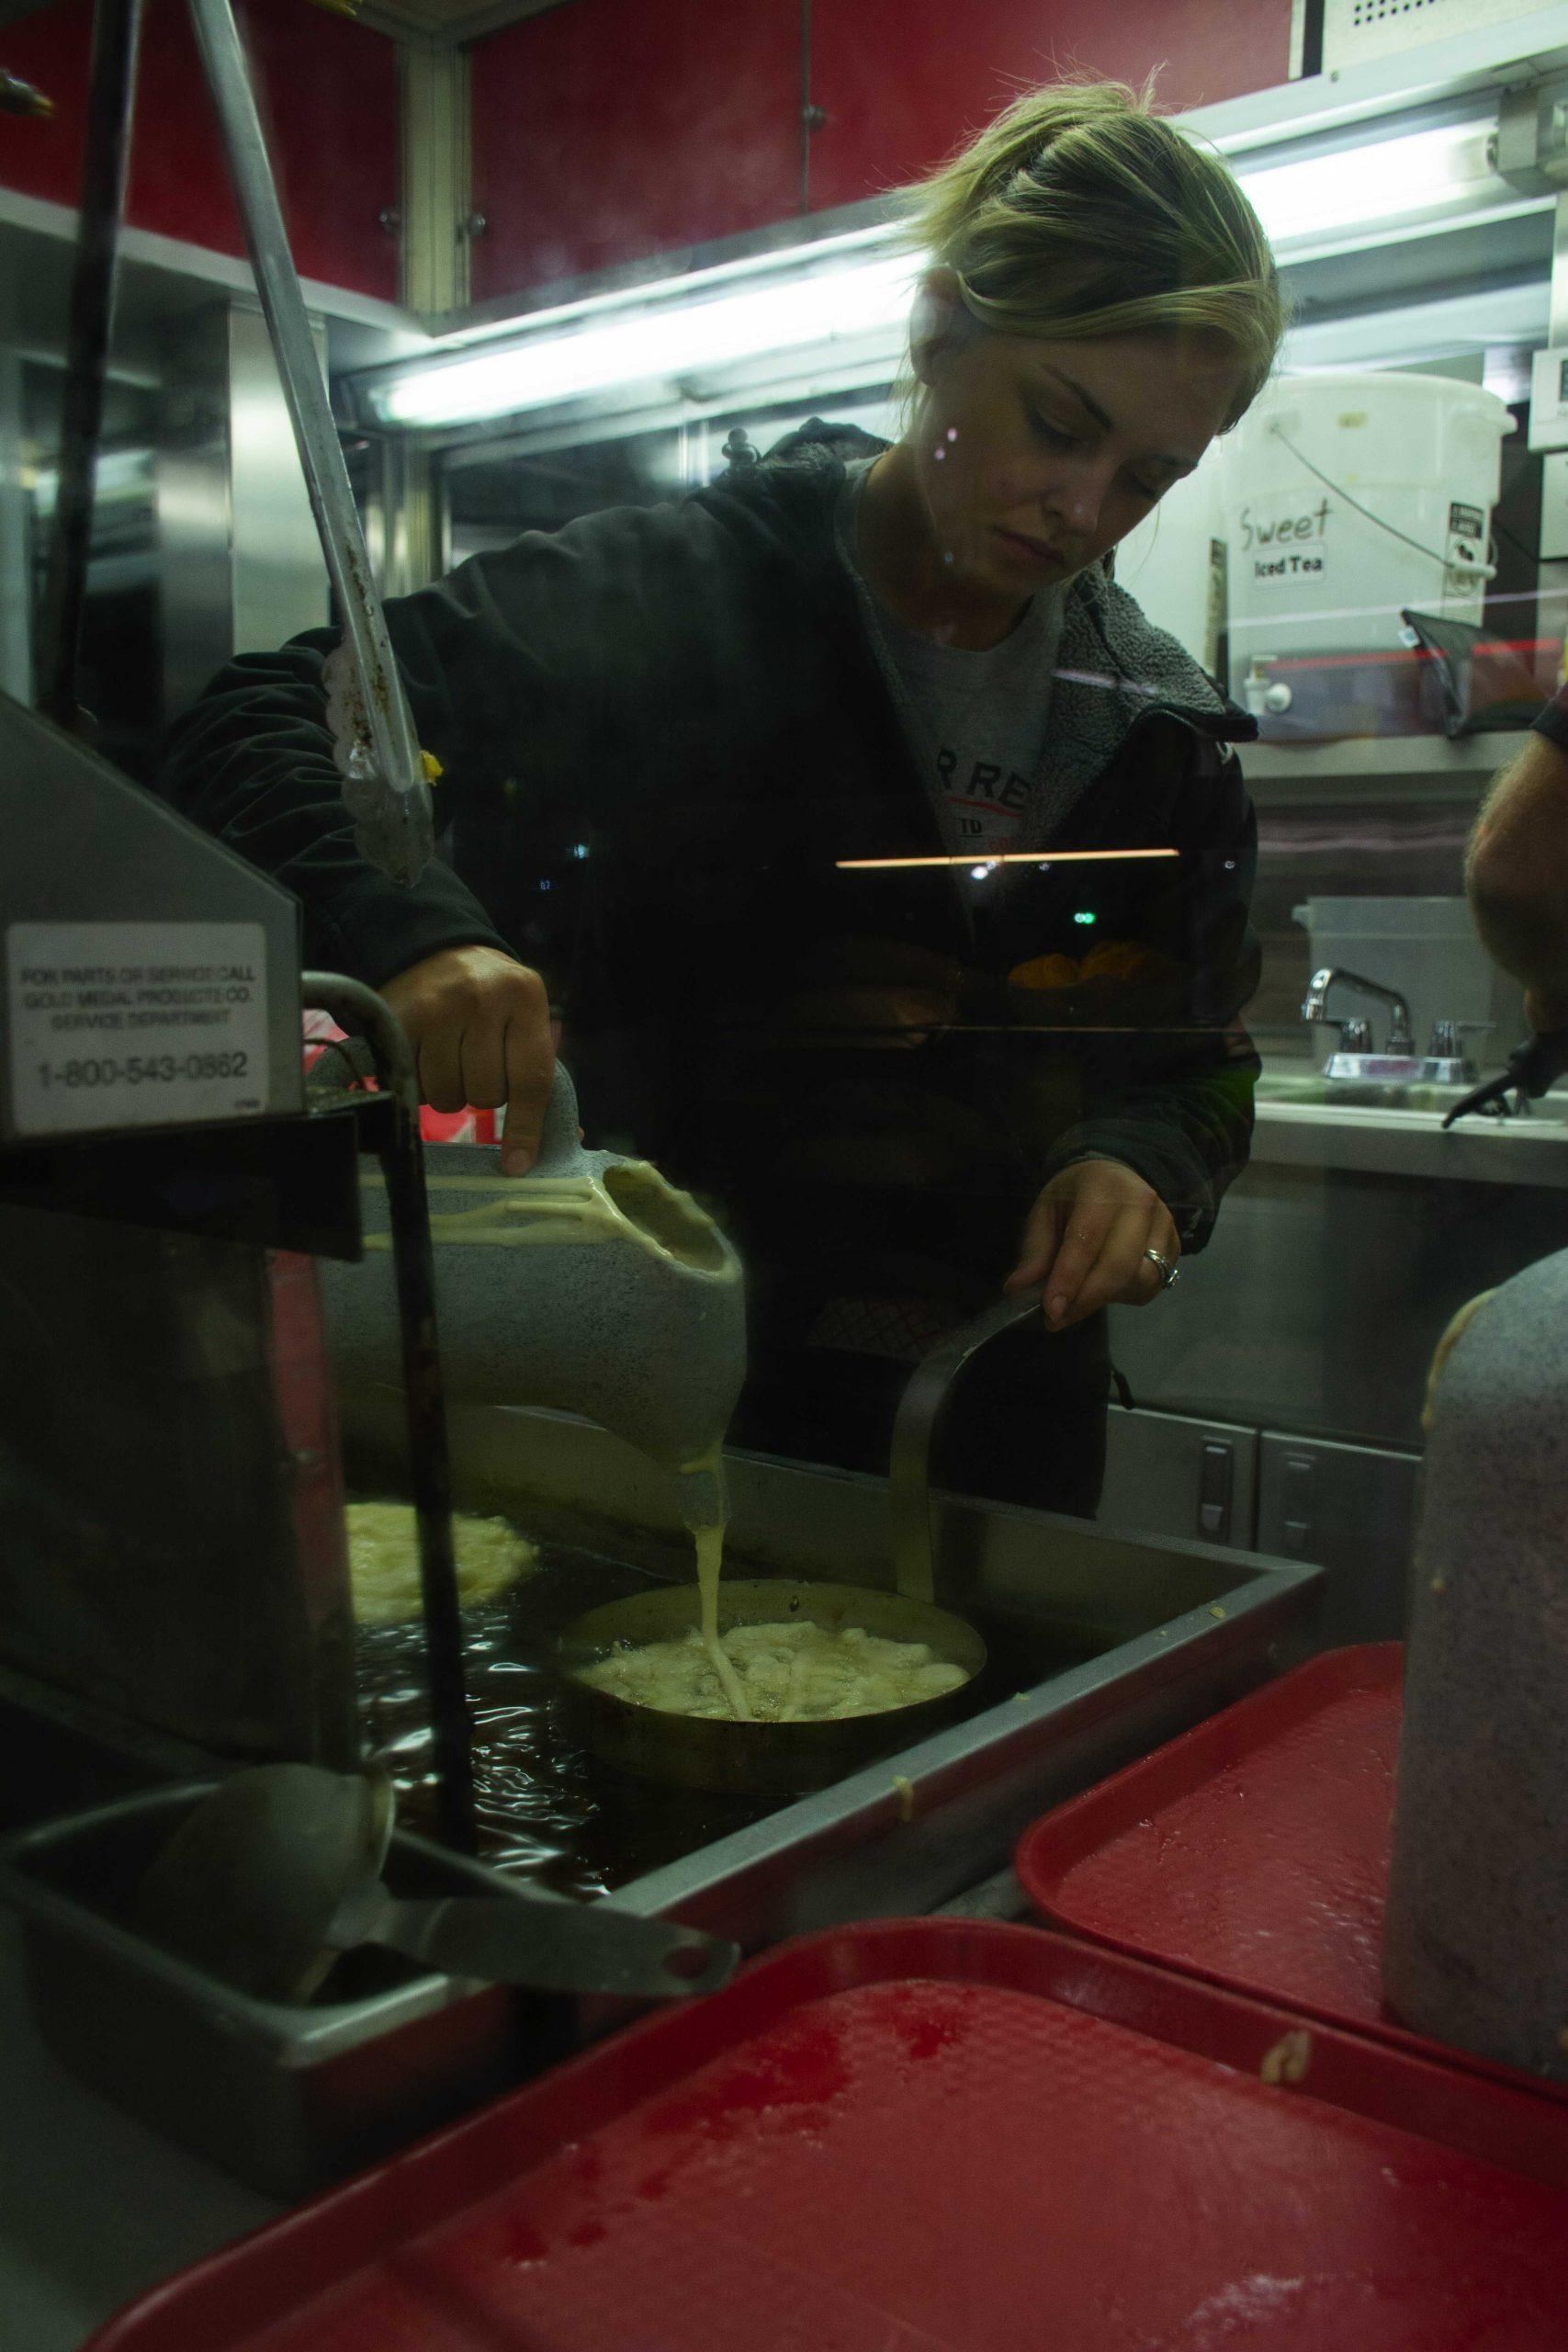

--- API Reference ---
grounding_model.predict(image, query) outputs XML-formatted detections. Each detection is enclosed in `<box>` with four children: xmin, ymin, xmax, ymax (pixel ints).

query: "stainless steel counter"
<box><xmin>2</xmin><ymin>1398</ymin><xmax>1322</xmax><ymax>2258</ymax></box>
<box><xmin>0</xmin><ymin>1912</ymin><xmax>277</xmax><ymax>2352</ymax></box>
<box><xmin>1253</xmin><ymin>1091</ymin><xmax>1568</xmax><ymax>1186</ymax></box>
<box><xmin>1111</xmin><ymin>1071</ymin><xmax>1568</xmax><ymax>1445</ymax></box>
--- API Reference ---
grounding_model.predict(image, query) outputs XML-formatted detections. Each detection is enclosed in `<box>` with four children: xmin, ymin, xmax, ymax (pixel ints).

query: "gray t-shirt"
<box><xmin>836</xmin><ymin>463</ymin><xmax>1066</xmax><ymax>859</ymax></box>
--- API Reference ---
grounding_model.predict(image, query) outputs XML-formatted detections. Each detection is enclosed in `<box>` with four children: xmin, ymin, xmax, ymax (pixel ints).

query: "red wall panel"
<box><xmin>807</xmin><ymin>0</ymin><xmax>1293</xmax><ymax>212</ymax></box>
<box><xmin>0</xmin><ymin>0</ymin><xmax>398</xmax><ymax>301</ymax></box>
<box><xmin>470</xmin><ymin>0</ymin><xmax>799</xmax><ymax>302</ymax></box>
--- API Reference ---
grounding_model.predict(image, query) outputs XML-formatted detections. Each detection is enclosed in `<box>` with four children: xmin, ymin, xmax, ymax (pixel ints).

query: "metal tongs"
<box><xmin>187</xmin><ymin>0</ymin><xmax>433</xmax><ymax>886</ymax></box>
<box><xmin>1441</xmin><ymin>1025</ymin><xmax>1568</xmax><ymax>1126</ymax></box>
<box><xmin>45</xmin><ymin>0</ymin><xmax>433</xmax><ymax>882</ymax></box>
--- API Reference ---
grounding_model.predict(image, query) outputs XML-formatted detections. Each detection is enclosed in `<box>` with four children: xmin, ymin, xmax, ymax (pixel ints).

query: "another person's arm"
<box><xmin>160</xmin><ymin>544</ymin><xmax>598</xmax><ymax>1171</ymax></box>
<box><xmin>1008</xmin><ymin>748</ymin><xmax>1259</xmax><ymax>1328</ymax></box>
<box><xmin>1007</xmin><ymin>1154</ymin><xmax>1184</xmax><ymax>1329</ymax></box>
<box><xmin>378</xmin><ymin>945</ymin><xmax>553</xmax><ymax>1173</ymax></box>
<box><xmin>1465</xmin><ymin>684</ymin><xmax>1568</xmax><ymax>1034</ymax></box>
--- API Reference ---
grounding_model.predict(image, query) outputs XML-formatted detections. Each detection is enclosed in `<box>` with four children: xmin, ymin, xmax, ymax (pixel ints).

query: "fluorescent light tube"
<box><xmin>375</xmin><ymin>252</ymin><xmax>916</xmax><ymax>428</ymax></box>
<box><xmin>1238</xmin><ymin>114</ymin><xmax>1498</xmax><ymax>246</ymax></box>
<box><xmin>836</xmin><ymin>850</ymin><xmax>1179</xmax><ymax>871</ymax></box>
<box><xmin>363</xmin><ymin>107</ymin><xmax>1517</xmax><ymax>433</ymax></box>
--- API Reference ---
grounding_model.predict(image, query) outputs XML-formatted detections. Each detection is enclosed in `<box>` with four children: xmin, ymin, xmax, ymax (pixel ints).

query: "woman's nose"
<box><xmin>1043</xmin><ymin>464</ymin><xmax>1108</xmax><ymax>537</ymax></box>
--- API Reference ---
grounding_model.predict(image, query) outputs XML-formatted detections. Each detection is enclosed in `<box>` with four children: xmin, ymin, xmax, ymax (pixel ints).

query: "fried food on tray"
<box><xmin>578</xmin><ymin>1619</ymin><xmax>970</xmax><ymax>1723</ymax></box>
<box><xmin>345</xmin><ymin>1500</ymin><xmax>539</xmax><ymax>1624</ymax></box>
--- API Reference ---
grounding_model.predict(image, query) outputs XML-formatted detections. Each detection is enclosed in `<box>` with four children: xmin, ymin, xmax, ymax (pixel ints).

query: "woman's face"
<box><xmin>906</xmin><ymin>299</ymin><xmax>1247</xmax><ymax>614</ymax></box>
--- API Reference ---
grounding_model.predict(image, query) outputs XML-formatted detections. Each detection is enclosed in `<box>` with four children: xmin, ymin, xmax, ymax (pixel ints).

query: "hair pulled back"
<box><xmin>905</xmin><ymin>79</ymin><xmax>1283</xmax><ymax>427</ymax></box>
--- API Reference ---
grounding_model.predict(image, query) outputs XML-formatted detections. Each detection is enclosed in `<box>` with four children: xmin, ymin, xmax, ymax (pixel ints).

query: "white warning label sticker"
<box><xmin>6</xmin><ymin>922</ymin><xmax>270</xmax><ymax>1136</ymax></box>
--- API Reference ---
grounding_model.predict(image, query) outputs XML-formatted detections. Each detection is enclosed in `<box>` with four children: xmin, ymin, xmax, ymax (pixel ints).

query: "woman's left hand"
<box><xmin>1005</xmin><ymin>1159</ymin><xmax>1180</xmax><ymax>1330</ymax></box>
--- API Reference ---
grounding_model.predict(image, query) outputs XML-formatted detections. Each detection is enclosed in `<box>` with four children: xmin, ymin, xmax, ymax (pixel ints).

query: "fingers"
<box><xmin>1043</xmin><ymin>1195</ymin><xmax>1156</xmax><ymax>1329</ymax></box>
<box><xmin>1010</xmin><ymin>1162</ymin><xmax>1181</xmax><ymax>1329</ymax></box>
<box><xmin>500</xmin><ymin>1011</ymin><xmax>555</xmax><ymax>1175</ymax></box>
<box><xmin>379</xmin><ymin>946</ymin><xmax>554</xmax><ymax>1173</ymax></box>
<box><xmin>458</xmin><ymin>1021</ymin><xmax>508</xmax><ymax>1115</ymax></box>
<box><xmin>414</xmin><ymin>1023</ymin><xmax>466</xmax><ymax>1114</ymax></box>
<box><xmin>1005</xmin><ymin>1190</ymin><xmax>1063</xmax><ymax>1295</ymax></box>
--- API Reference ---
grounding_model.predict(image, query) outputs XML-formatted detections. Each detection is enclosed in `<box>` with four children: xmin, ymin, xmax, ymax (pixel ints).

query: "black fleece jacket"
<box><xmin>161</xmin><ymin>421</ymin><xmax>1262</xmax><ymax>1273</ymax></box>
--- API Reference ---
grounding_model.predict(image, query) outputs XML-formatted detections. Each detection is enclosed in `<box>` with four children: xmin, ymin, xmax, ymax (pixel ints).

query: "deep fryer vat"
<box><xmin>0</xmin><ymin>1409</ymin><xmax>1324</xmax><ymax>2194</ymax></box>
<box><xmin>342</xmin><ymin>1398</ymin><xmax>1326</xmax><ymax>1948</ymax></box>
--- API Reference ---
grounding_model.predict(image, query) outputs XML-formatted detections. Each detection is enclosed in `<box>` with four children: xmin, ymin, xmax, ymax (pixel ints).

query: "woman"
<box><xmin>163</xmin><ymin>80</ymin><xmax>1283</xmax><ymax>1505</ymax></box>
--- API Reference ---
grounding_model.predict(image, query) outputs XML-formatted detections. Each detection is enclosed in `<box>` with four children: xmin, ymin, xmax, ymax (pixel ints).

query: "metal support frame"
<box><xmin>0</xmin><ymin>958</ymin><xmax>479</xmax><ymax>1851</ymax></box>
<box><xmin>186</xmin><ymin>0</ymin><xmax>434</xmax><ymax>889</ymax></box>
<box><xmin>1549</xmin><ymin>187</ymin><xmax>1568</xmax><ymax>539</ymax></box>
<box><xmin>1539</xmin><ymin>190</ymin><xmax>1568</xmax><ymax>576</ymax></box>
<box><xmin>38</xmin><ymin>0</ymin><xmax>144</xmax><ymax>733</ymax></box>
<box><xmin>399</xmin><ymin>40</ymin><xmax>473</xmax><ymax>316</ymax></box>
<box><xmin>157</xmin><ymin>298</ymin><xmax>333</xmax><ymax>725</ymax></box>
<box><xmin>301</xmin><ymin>972</ymin><xmax>477</xmax><ymax>1857</ymax></box>
<box><xmin>0</xmin><ymin>1101</ymin><xmax>367</xmax><ymax>1257</ymax></box>
<box><xmin>1490</xmin><ymin>79</ymin><xmax>1568</xmax><ymax>334</ymax></box>
<box><xmin>358</xmin><ymin>429</ymin><xmax>440</xmax><ymax>598</ymax></box>
<box><xmin>1551</xmin><ymin>184</ymin><xmax>1568</xmax><ymax>347</ymax></box>
<box><xmin>0</xmin><ymin>266</ymin><xmax>29</xmax><ymax>703</ymax></box>
<box><xmin>1496</xmin><ymin>84</ymin><xmax>1568</xmax><ymax>586</ymax></box>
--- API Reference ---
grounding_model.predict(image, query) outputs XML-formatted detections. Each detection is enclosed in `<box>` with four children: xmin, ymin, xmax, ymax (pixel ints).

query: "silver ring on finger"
<box><xmin>1143</xmin><ymin>1247</ymin><xmax>1179</xmax><ymax>1290</ymax></box>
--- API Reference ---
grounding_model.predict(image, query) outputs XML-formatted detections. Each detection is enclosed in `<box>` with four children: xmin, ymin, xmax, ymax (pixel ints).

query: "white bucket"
<box><xmin>1225</xmin><ymin>370</ymin><xmax>1510</xmax><ymax>696</ymax></box>
<box><xmin>1113</xmin><ymin>461</ymin><xmax>1227</xmax><ymax>678</ymax></box>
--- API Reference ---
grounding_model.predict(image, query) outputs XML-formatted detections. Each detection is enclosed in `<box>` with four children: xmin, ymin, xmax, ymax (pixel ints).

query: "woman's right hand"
<box><xmin>378</xmin><ymin>945</ymin><xmax>555</xmax><ymax>1173</ymax></box>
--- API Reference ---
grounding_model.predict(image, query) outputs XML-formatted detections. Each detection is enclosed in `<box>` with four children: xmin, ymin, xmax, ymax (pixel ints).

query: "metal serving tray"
<box><xmin>0</xmin><ymin>1412</ymin><xmax>1323</xmax><ymax>2193</ymax></box>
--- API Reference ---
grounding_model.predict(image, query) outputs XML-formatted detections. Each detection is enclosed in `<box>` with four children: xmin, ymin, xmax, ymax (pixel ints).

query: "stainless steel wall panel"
<box><xmin>0</xmin><ymin>291</ymin><xmax>29</xmax><ymax>705</ymax></box>
<box><xmin>1100</xmin><ymin>1407</ymin><xmax>1259</xmax><ymax>1550</ymax></box>
<box><xmin>227</xmin><ymin>305</ymin><xmax>330</xmax><ymax>659</ymax></box>
<box><xmin>157</xmin><ymin>300</ymin><xmax>328</xmax><ymax>722</ymax></box>
<box><xmin>1110</xmin><ymin>1159</ymin><xmax>1568</xmax><ymax>1450</ymax></box>
<box><xmin>1257</xmin><ymin>1430</ymin><xmax>1421</xmax><ymax>1641</ymax></box>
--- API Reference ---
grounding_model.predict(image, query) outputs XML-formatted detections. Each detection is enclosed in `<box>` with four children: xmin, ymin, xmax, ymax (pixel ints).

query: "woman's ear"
<box><xmin>908</xmin><ymin>267</ymin><xmax>968</xmax><ymax>387</ymax></box>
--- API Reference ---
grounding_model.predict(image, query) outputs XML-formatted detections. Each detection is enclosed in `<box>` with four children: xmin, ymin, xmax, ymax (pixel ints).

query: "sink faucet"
<box><xmin>1302</xmin><ymin>967</ymin><xmax>1416</xmax><ymax>1056</ymax></box>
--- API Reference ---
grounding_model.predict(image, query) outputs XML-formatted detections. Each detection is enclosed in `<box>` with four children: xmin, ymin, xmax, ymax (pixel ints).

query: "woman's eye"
<box><xmin>1027</xmin><ymin>409</ymin><xmax>1076</xmax><ymax>450</ymax></box>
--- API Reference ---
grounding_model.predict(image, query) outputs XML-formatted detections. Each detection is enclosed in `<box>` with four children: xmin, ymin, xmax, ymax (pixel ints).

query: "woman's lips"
<box><xmin>995</xmin><ymin>525</ymin><xmax>1064</xmax><ymax>570</ymax></box>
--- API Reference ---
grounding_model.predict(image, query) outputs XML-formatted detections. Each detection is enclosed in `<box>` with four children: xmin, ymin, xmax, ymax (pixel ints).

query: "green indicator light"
<box><xmin>1072</xmin><ymin>910</ymin><xmax>1097</xmax><ymax>925</ymax></box>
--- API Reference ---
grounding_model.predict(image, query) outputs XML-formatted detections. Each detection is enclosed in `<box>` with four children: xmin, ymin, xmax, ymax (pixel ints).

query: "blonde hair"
<box><xmin>905</xmin><ymin>80</ymin><xmax>1283</xmax><ymax>428</ymax></box>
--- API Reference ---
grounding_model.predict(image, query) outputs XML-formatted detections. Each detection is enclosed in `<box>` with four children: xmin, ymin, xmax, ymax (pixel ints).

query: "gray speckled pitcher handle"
<box><xmin>322</xmin><ymin>1048</ymin><xmax>747</xmax><ymax>1478</ymax></box>
<box><xmin>530</xmin><ymin>1061</ymin><xmax>590</xmax><ymax>1178</ymax></box>
<box><xmin>317</xmin><ymin>1037</ymin><xmax>590</xmax><ymax>1177</ymax></box>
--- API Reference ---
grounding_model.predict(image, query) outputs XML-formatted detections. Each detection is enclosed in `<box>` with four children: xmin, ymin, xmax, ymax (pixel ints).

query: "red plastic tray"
<box><xmin>90</xmin><ymin>1918</ymin><xmax>1568</xmax><ymax>2352</ymax></box>
<box><xmin>1015</xmin><ymin>1644</ymin><xmax>1568</xmax><ymax>2098</ymax></box>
